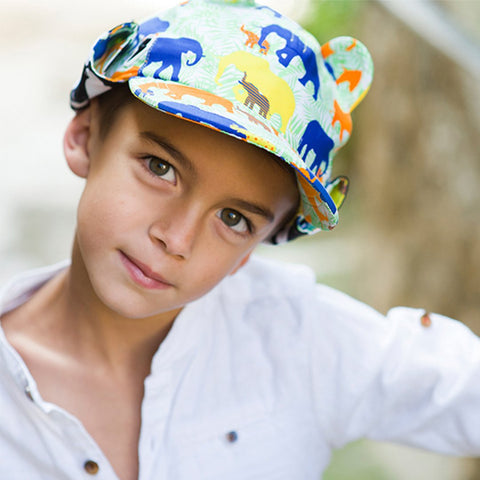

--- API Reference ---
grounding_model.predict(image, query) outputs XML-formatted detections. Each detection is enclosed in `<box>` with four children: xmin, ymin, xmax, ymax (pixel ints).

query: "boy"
<box><xmin>0</xmin><ymin>1</ymin><xmax>479</xmax><ymax>479</ymax></box>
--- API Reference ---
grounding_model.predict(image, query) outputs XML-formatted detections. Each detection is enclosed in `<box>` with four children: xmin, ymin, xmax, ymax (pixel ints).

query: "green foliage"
<box><xmin>323</xmin><ymin>441</ymin><xmax>393</xmax><ymax>480</ymax></box>
<box><xmin>303</xmin><ymin>0</ymin><xmax>366</xmax><ymax>43</ymax></box>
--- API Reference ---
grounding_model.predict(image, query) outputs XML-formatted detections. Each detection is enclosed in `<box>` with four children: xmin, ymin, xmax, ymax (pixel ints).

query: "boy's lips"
<box><xmin>119</xmin><ymin>251</ymin><xmax>173</xmax><ymax>290</ymax></box>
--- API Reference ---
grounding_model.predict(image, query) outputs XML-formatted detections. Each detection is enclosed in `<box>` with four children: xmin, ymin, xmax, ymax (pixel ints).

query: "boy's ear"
<box><xmin>63</xmin><ymin>107</ymin><xmax>92</xmax><ymax>178</ymax></box>
<box><xmin>230</xmin><ymin>253</ymin><xmax>252</xmax><ymax>275</ymax></box>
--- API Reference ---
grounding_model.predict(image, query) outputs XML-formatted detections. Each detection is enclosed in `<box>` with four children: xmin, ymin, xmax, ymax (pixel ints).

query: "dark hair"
<box><xmin>95</xmin><ymin>84</ymin><xmax>134</xmax><ymax>139</ymax></box>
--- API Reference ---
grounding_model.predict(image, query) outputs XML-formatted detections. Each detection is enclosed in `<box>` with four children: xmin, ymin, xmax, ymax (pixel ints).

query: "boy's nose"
<box><xmin>148</xmin><ymin>204</ymin><xmax>201</xmax><ymax>259</ymax></box>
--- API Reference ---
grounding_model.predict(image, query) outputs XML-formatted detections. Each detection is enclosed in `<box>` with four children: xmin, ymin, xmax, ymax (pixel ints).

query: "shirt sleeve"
<box><xmin>309</xmin><ymin>284</ymin><xmax>480</xmax><ymax>456</ymax></box>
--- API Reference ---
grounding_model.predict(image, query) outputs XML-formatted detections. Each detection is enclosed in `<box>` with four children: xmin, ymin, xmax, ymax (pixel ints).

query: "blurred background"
<box><xmin>1</xmin><ymin>0</ymin><xmax>479</xmax><ymax>478</ymax></box>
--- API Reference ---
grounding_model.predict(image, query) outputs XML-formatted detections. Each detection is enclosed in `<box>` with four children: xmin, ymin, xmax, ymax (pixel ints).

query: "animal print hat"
<box><xmin>71</xmin><ymin>0</ymin><xmax>373</xmax><ymax>243</ymax></box>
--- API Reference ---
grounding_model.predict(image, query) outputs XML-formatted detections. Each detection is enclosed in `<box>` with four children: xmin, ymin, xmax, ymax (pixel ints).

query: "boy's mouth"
<box><xmin>119</xmin><ymin>251</ymin><xmax>173</xmax><ymax>290</ymax></box>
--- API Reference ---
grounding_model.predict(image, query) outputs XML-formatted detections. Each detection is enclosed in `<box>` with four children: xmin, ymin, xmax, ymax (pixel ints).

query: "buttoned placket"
<box><xmin>0</xmin><ymin>270</ymin><xmax>119</xmax><ymax>480</ymax></box>
<box><xmin>138</xmin><ymin>299</ymin><xmax>205</xmax><ymax>480</ymax></box>
<box><xmin>12</xmin><ymin>344</ymin><xmax>120</xmax><ymax>479</ymax></box>
<box><xmin>137</xmin><ymin>366</ymin><xmax>172</xmax><ymax>480</ymax></box>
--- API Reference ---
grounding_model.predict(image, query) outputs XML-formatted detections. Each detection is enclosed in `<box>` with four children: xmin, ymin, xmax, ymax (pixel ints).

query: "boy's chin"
<box><xmin>91</xmin><ymin>283</ymin><xmax>184</xmax><ymax>322</ymax></box>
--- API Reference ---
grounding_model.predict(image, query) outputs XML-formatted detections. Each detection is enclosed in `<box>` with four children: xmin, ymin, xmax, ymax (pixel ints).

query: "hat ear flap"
<box><xmin>90</xmin><ymin>22</ymin><xmax>140</xmax><ymax>80</ymax></box>
<box><xmin>321</xmin><ymin>36</ymin><xmax>374</xmax><ymax>113</ymax></box>
<box><xmin>70</xmin><ymin>22</ymin><xmax>140</xmax><ymax>110</ymax></box>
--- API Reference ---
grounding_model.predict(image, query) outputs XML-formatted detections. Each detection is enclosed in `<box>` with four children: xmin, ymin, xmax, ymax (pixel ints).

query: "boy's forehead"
<box><xmin>94</xmin><ymin>98</ymin><xmax>299</xmax><ymax>229</ymax></box>
<box><xmin>126</xmin><ymin>99</ymin><xmax>297</xmax><ymax>184</ymax></box>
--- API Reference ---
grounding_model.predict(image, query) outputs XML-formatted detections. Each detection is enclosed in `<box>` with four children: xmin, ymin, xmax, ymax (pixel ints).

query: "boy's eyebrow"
<box><xmin>140</xmin><ymin>131</ymin><xmax>274</xmax><ymax>223</ymax></box>
<box><xmin>230</xmin><ymin>199</ymin><xmax>274</xmax><ymax>223</ymax></box>
<box><xmin>139</xmin><ymin>131</ymin><xmax>197</xmax><ymax>176</ymax></box>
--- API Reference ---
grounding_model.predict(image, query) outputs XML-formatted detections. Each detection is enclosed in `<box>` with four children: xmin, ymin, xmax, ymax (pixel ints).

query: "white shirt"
<box><xmin>0</xmin><ymin>256</ymin><xmax>479</xmax><ymax>479</ymax></box>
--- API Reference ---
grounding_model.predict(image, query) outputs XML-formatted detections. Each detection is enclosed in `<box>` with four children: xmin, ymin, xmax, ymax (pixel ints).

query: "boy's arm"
<box><xmin>309</xmin><ymin>285</ymin><xmax>480</xmax><ymax>455</ymax></box>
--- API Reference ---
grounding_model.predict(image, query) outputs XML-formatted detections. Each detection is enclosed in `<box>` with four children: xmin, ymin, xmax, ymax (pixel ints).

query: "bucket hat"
<box><xmin>71</xmin><ymin>0</ymin><xmax>373</xmax><ymax>243</ymax></box>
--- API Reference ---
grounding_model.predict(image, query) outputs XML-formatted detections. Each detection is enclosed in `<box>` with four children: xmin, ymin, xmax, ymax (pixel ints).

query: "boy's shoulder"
<box><xmin>225</xmin><ymin>254</ymin><xmax>317</xmax><ymax>299</ymax></box>
<box><xmin>224</xmin><ymin>254</ymin><xmax>371</xmax><ymax>314</ymax></box>
<box><xmin>0</xmin><ymin>261</ymin><xmax>69</xmax><ymax>315</ymax></box>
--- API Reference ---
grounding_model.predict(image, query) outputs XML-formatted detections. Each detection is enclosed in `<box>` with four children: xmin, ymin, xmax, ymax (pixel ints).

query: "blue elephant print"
<box><xmin>140</xmin><ymin>37</ymin><xmax>204</xmax><ymax>82</ymax></box>
<box><xmin>324</xmin><ymin>61</ymin><xmax>336</xmax><ymax>80</ymax></box>
<box><xmin>258</xmin><ymin>24</ymin><xmax>320</xmax><ymax>100</ymax></box>
<box><xmin>255</xmin><ymin>6</ymin><xmax>282</xmax><ymax>18</ymax></box>
<box><xmin>139</xmin><ymin>18</ymin><xmax>170</xmax><ymax>36</ymax></box>
<box><xmin>156</xmin><ymin>101</ymin><xmax>248</xmax><ymax>138</ymax></box>
<box><xmin>297</xmin><ymin>120</ymin><xmax>334</xmax><ymax>175</ymax></box>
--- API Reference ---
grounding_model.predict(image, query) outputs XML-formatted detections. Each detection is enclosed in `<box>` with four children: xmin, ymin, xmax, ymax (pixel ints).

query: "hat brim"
<box><xmin>129</xmin><ymin>77</ymin><xmax>338</xmax><ymax>233</ymax></box>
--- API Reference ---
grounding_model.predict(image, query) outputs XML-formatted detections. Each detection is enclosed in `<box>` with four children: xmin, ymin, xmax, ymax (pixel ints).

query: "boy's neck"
<box><xmin>64</xmin><ymin>241</ymin><xmax>180</xmax><ymax>374</ymax></box>
<box><xmin>14</xmin><ymin>241</ymin><xmax>181</xmax><ymax>377</ymax></box>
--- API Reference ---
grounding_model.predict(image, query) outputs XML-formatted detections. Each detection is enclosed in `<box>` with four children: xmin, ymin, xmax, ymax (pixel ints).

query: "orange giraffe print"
<box><xmin>240</xmin><ymin>25</ymin><xmax>269</xmax><ymax>55</ymax></box>
<box><xmin>322</xmin><ymin>39</ymin><xmax>362</xmax><ymax>93</ymax></box>
<box><xmin>345</xmin><ymin>39</ymin><xmax>357</xmax><ymax>51</ymax></box>
<box><xmin>321</xmin><ymin>42</ymin><xmax>334</xmax><ymax>59</ymax></box>
<box><xmin>297</xmin><ymin>171</ymin><xmax>330</xmax><ymax>223</ymax></box>
<box><xmin>336</xmin><ymin>69</ymin><xmax>362</xmax><ymax>92</ymax></box>
<box><xmin>137</xmin><ymin>81</ymin><xmax>235</xmax><ymax>113</ymax></box>
<box><xmin>322</xmin><ymin>38</ymin><xmax>357</xmax><ymax>58</ymax></box>
<box><xmin>331</xmin><ymin>100</ymin><xmax>352</xmax><ymax>141</ymax></box>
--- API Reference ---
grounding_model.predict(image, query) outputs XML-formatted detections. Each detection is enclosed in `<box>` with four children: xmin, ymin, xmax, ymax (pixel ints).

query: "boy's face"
<box><xmin>66</xmin><ymin>98</ymin><xmax>298</xmax><ymax>320</ymax></box>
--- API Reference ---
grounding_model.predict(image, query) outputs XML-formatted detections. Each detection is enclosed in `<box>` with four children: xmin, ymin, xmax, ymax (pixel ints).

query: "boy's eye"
<box><xmin>217</xmin><ymin>208</ymin><xmax>250</xmax><ymax>234</ymax></box>
<box><xmin>146</xmin><ymin>157</ymin><xmax>176</xmax><ymax>183</ymax></box>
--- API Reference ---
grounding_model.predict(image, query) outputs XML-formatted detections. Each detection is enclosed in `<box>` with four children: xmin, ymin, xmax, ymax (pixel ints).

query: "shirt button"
<box><xmin>84</xmin><ymin>460</ymin><xmax>99</xmax><ymax>475</ymax></box>
<box><xmin>420</xmin><ymin>312</ymin><xmax>432</xmax><ymax>327</ymax></box>
<box><xmin>25</xmin><ymin>386</ymin><xmax>34</xmax><ymax>401</ymax></box>
<box><xmin>226</xmin><ymin>430</ymin><xmax>238</xmax><ymax>443</ymax></box>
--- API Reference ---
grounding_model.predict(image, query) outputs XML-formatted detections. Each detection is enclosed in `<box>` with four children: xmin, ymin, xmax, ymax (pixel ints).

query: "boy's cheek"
<box><xmin>75</xmin><ymin>183</ymin><xmax>136</xmax><ymax>247</ymax></box>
